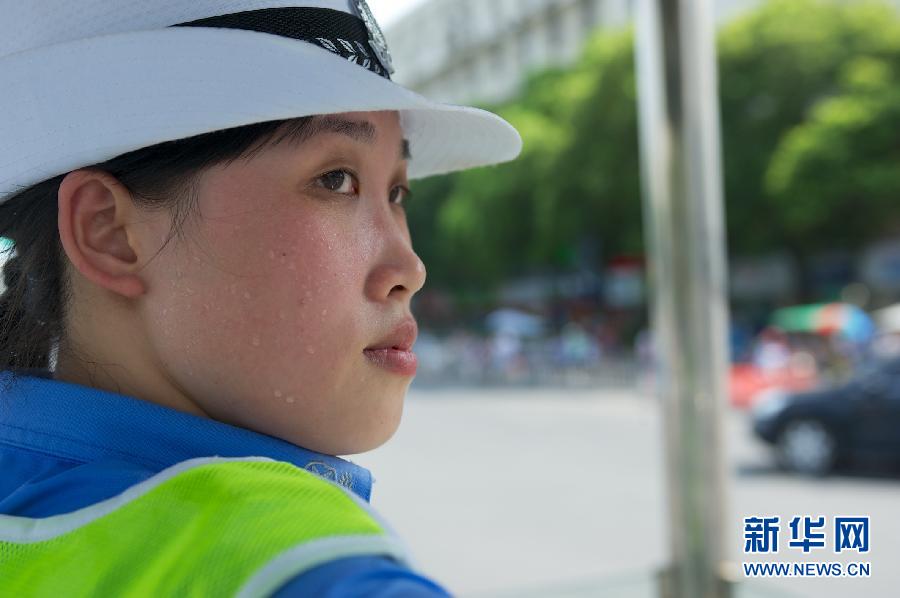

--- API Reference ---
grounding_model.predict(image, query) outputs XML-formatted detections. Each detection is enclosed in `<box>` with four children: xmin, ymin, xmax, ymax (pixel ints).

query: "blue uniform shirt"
<box><xmin>0</xmin><ymin>369</ymin><xmax>449</xmax><ymax>597</ymax></box>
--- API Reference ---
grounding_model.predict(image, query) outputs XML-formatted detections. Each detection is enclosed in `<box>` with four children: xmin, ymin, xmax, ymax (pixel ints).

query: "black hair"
<box><xmin>0</xmin><ymin>116</ymin><xmax>315</xmax><ymax>375</ymax></box>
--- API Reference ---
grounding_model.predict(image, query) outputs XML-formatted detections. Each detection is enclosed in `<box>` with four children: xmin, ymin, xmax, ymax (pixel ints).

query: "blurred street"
<box><xmin>354</xmin><ymin>387</ymin><xmax>900</xmax><ymax>598</ymax></box>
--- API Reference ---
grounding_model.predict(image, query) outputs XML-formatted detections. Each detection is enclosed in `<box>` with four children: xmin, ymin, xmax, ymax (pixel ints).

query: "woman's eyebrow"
<box><xmin>401</xmin><ymin>139</ymin><xmax>412</xmax><ymax>162</ymax></box>
<box><xmin>312</xmin><ymin>116</ymin><xmax>377</xmax><ymax>143</ymax></box>
<box><xmin>278</xmin><ymin>116</ymin><xmax>412</xmax><ymax>161</ymax></box>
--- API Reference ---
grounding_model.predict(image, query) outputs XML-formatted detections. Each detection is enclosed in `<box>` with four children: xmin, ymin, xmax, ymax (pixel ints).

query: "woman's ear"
<box><xmin>57</xmin><ymin>169</ymin><xmax>147</xmax><ymax>299</ymax></box>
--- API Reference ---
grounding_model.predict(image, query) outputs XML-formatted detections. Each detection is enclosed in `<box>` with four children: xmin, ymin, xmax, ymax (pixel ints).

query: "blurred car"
<box><xmin>730</xmin><ymin>361</ymin><xmax>818</xmax><ymax>409</ymax></box>
<box><xmin>752</xmin><ymin>358</ymin><xmax>900</xmax><ymax>475</ymax></box>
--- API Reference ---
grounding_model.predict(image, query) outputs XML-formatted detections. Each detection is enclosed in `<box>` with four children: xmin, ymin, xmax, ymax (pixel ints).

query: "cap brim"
<box><xmin>0</xmin><ymin>26</ymin><xmax>522</xmax><ymax>199</ymax></box>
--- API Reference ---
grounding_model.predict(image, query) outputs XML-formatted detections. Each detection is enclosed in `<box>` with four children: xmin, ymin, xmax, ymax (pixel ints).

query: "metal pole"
<box><xmin>634</xmin><ymin>1</ymin><xmax>733</xmax><ymax>597</ymax></box>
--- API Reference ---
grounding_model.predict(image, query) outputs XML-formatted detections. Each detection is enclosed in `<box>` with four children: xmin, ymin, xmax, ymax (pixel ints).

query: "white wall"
<box><xmin>387</xmin><ymin>0</ymin><xmax>621</xmax><ymax>104</ymax></box>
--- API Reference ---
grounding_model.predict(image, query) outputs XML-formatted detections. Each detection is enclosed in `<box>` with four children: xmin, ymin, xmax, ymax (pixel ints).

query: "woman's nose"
<box><xmin>364</xmin><ymin>215</ymin><xmax>427</xmax><ymax>304</ymax></box>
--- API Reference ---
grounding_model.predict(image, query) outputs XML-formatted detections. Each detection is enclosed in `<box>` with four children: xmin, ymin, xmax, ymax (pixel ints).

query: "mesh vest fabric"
<box><xmin>0</xmin><ymin>458</ymin><xmax>405</xmax><ymax>597</ymax></box>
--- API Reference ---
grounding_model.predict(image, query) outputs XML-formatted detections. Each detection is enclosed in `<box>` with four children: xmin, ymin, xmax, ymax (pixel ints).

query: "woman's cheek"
<box><xmin>241</xmin><ymin>232</ymin><xmax>355</xmax><ymax>357</ymax></box>
<box><xmin>170</xmin><ymin>211</ymin><xmax>363</xmax><ymax>367</ymax></box>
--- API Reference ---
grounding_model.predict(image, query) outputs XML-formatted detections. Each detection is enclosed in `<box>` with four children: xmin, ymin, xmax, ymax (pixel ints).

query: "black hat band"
<box><xmin>171</xmin><ymin>7</ymin><xmax>392</xmax><ymax>80</ymax></box>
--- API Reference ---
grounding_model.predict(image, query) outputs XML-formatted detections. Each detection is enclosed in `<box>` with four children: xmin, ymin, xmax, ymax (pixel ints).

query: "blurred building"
<box><xmin>385</xmin><ymin>0</ymin><xmax>628</xmax><ymax>105</ymax></box>
<box><xmin>385</xmin><ymin>0</ymin><xmax>763</xmax><ymax>104</ymax></box>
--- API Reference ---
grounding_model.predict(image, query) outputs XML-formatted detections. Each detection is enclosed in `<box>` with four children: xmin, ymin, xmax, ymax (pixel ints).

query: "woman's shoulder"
<box><xmin>274</xmin><ymin>555</ymin><xmax>452</xmax><ymax>597</ymax></box>
<box><xmin>0</xmin><ymin>456</ymin><xmax>451</xmax><ymax>596</ymax></box>
<box><xmin>0</xmin><ymin>453</ymin><xmax>157</xmax><ymax>517</ymax></box>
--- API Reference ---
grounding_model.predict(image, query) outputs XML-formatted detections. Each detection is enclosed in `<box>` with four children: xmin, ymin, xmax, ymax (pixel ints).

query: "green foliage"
<box><xmin>766</xmin><ymin>55</ymin><xmax>900</xmax><ymax>247</ymax></box>
<box><xmin>408</xmin><ymin>0</ymin><xmax>900</xmax><ymax>293</ymax></box>
<box><xmin>719</xmin><ymin>0</ymin><xmax>900</xmax><ymax>253</ymax></box>
<box><xmin>544</xmin><ymin>30</ymin><xmax>643</xmax><ymax>260</ymax></box>
<box><xmin>409</xmin><ymin>29</ymin><xmax>640</xmax><ymax>292</ymax></box>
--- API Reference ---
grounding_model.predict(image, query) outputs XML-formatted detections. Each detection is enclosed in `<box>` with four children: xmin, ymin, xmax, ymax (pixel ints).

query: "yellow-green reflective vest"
<box><xmin>0</xmin><ymin>457</ymin><xmax>407</xmax><ymax>597</ymax></box>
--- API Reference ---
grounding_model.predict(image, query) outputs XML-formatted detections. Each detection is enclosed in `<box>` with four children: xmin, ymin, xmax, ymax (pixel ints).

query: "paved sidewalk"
<box><xmin>353</xmin><ymin>387</ymin><xmax>899</xmax><ymax>598</ymax></box>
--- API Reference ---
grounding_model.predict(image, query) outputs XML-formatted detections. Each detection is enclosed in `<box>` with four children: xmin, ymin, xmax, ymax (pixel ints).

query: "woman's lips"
<box><xmin>363</xmin><ymin>347</ymin><xmax>418</xmax><ymax>376</ymax></box>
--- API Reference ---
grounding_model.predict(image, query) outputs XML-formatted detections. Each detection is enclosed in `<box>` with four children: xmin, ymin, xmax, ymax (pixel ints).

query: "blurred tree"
<box><xmin>766</xmin><ymin>56</ymin><xmax>900</xmax><ymax>250</ymax></box>
<box><xmin>434</xmin><ymin>111</ymin><xmax>558</xmax><ymax>287</ymax></box>
<box><xmin>407</xmin><ymin>0</ymin><xmax>900</xmax><ymax>301</ymax></box>
<box><xmin>408</xmin><ymin>32</ymin><xmax>638</xmax><ymax>292</ymax></box>
<box><xmin>718</xmin><ymin>0</ymin><xmax>900</xmax><ymax>296</ymax></box>
<box><xmin>407</xmin><ymin>65</ymin><xmax>587</xmax><ymax>291</ymax></box>
<box><xmin>541</xmin><ymin>31</ymin><xmax>643</xmax><ymax>266</ymax></box>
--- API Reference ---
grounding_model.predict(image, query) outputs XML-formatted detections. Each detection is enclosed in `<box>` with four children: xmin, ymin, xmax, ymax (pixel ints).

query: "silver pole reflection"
<box><xmin>634</xmin><ymin>1</ymin><xmax>733</xmax><ymax>597</ymax></box>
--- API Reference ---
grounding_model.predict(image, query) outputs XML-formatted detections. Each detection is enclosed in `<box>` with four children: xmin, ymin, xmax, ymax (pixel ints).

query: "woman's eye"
<box><xmin>317</xmin><ymin>170</ymin><xmax>358</xmax><ymax>195</ymax></box>
<box><xmin>390</xmin><ymin>185</ymin><xmax>412</xmax><ymax>207</ymax></box>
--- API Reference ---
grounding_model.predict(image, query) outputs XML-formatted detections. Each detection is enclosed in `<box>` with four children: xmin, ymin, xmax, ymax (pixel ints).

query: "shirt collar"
<box><xmin>0</xmin><ymin>370</ymin><xmax>373</xmax><ymax>501</ymax></box>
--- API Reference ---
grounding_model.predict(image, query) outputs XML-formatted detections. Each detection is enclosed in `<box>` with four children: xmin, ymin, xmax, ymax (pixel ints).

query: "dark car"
<box><xmin>752</xmin><ymin>358</ymin><xmax>900</xmax><ymax>475</ymax></box>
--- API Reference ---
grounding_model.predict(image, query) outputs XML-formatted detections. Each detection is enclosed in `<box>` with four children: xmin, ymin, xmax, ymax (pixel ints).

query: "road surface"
<box><xmin>353</xmin><ymin>386</ymin><xmax>900</xmax><ymax>598</ymax></box>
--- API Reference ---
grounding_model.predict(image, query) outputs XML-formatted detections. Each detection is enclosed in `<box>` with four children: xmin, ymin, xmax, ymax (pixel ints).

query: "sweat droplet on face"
<box><xmin>306</xmin><ymin>346</ymin><xmax>316</xmax><ymax>355</ymax></box>
<box><xmin>274</xmin><ymin>389</ymin><xmax>283</xmax><ymax>398</ymax></box>
<box><xmin>286</xmin><ymin>396</ymin><xmax>296</xmax><ymax>404</ymax></box>
<box><xmin>252</xmin><ymin>336</ymin><xmax>261</xmax><ymax>347</ymax></box>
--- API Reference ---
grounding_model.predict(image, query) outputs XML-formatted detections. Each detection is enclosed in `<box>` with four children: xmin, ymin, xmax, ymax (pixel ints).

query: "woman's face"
<box><xmin>138</xmin><ymin>111</ymin><xmax>426</xmax><ymax>455</ymax></box>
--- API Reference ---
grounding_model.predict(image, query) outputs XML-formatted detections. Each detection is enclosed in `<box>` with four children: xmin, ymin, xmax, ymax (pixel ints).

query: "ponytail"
<box><xmin>0</xmin><ymin>174</ymin><xmax>68</xmax><ymax>374</ymax></box>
